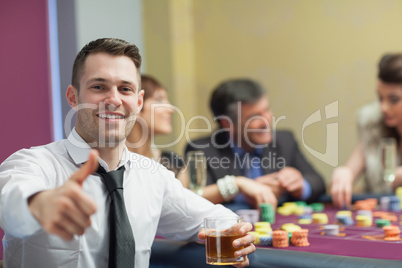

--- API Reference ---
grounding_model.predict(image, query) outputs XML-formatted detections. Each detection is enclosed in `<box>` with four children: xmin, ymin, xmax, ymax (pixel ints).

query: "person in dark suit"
<box><xmin>185</xmin><ymin>78</ymin><xmax>325</xmax><ymax>210</ymax></box>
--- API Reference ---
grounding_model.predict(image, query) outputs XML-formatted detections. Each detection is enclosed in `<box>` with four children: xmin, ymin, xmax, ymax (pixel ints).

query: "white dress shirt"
<box><xmin>0</xmin><ymin>129</ymin><xmax>235</xmax><ymax>268</ymax></box>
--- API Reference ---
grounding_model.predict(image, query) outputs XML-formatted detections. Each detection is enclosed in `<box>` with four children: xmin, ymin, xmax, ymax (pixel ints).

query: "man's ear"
<box><xmin>137</xmin><ymin>89</ymin><xmax>144</xmax><ymax>113</ymax></box>
<box><xmin>66</xmin><ymin>85</ymin><xmax>78</xmax><ymax>110</ymax></box>
<box><xmin>220</xmin><ymin>118</ymin><xmax>231</xmax><ymax>129</ymax></box>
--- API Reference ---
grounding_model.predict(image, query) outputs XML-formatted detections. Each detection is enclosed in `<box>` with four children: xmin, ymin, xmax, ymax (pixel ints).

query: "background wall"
<box><xmin>0</xmin><ymin>0</ymin><xmax>52</xmax><ymax>162</ymax></box>
<box><xmin>143</xmin><ymin>0</ymin><xmax>402</xmax><ymax>189</ymax></box>
<box><xmin>0</xmin><ymin>0</ymin><xmax>53</xmax><ymax>259</ymax></box>
<box><xmin>59</xmin><ymin>0</ymin><xmax>144</xmax><ymax>137</ymax></box>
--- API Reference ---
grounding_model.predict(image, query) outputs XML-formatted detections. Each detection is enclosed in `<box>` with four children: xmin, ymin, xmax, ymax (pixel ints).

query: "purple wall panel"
<box><xmin>0</xmin><ymin>0</ymin><xmax>52</xmax><ymax>260</ymax></box>
<box><xmin>0</xmin><ymin>0</ymin><xmax>52</xmax><ymax>163</ymax></box>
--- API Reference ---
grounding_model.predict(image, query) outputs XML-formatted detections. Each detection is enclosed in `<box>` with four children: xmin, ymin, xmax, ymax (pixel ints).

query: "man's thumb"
<box><xmin>70</xmin><ymin>150</ymin><xmax>99</xmax><ymax>185</ymax></box>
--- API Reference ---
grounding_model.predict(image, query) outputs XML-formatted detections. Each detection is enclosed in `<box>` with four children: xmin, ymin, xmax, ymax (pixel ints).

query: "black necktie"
<box><xmin>97</xmin><ymin>165</ymin><xmax>135</xmax><ymax>268</ymax></box>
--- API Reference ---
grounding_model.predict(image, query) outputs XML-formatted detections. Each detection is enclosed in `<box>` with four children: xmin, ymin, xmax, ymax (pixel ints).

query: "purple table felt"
<box><xmin>262</xmin><ymin>205</ymin><xmax>402</xmax><ymax>260</ymax></box>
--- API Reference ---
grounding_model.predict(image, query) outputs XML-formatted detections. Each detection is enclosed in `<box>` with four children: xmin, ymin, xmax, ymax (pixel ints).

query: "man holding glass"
<box><xmin>185</xmin><ymin>79</ymin><xmax>326</xmax><ymax>210</ymax></box>
<box><xmin>0</xmin><ymin>38</ymin><xmax>255</xmax><ymax>267</ymax></box>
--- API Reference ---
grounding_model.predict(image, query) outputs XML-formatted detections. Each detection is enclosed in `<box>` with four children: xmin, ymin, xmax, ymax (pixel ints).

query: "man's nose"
<box><xmin>104</xmin><ymin>88</ymin><xmax>122</xmax><ymax>108</ymax></box>
<box><xmin>380</xmin><ymin>100</ymin><xmax>389</xmax><ymax>113</ymax></box>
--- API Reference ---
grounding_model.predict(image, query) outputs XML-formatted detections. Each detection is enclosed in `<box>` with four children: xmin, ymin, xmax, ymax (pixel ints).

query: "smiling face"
<box><xmin>66</xmin><ymin>52</ymin><xmax>144</xmax><ymax>147</ymax></box>
<box><xmin>139</xmin><ymin>88</ymin><xmax>173</xmax><ymax>136</ymax></box>
<box><xmin>233</xmin><ymin>96</ymin><xmax>273</xmax><ymax>150</ymax></box>
<box><xmin>378</xmin><ymin>79</ymin><xmax>402</xmax><ymax>128</ymax></box>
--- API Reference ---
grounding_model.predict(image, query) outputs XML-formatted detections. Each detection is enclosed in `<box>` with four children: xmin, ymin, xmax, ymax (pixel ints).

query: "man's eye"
<box><xmin>93</xmin><ymin>85</ymin><xmax>102</xmax><ymax>90</ymax></box>
<box><xmin>389</xmin><ymin>96</ymin><xmax>400</xmax><ymax>105</ymax></box>
<box><xmin>121</xmin><ymin>87</ymin><xmax>133</xmax><ymax>92</ymax></box>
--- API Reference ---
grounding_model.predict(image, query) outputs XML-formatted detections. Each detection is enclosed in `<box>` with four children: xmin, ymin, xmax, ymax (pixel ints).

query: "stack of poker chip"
<box><xmin>376</xmin><ymin>219</ymin><xmax>391</xmax><ymax>228</ymax></box>
<box><xmin>277</xmin><ymin>202</ymin><xmax>297</xmax><ymax>216</ymax></box>
<box><xmin>355</xmin><ymin>215</ymin><xmax>373</xmax><ymax>227</ymax></box>
<box><xmin>281</xmin><ymin>223</ymin><xmax>301</xmax><ymax>234</ymax></box>
<box><xmin>277</xmin><ymin>206</ymin><xmax>292</xmax><ymax>216</ymax></box>
<box><xmin>365</xmin><ymin>198</ymin><xmax>378</xmax><ymax>209</ymax></box>
<box><xmin>336</xmin><ymin>210</ymin><xmax>352</xmax><ymax>217</ymax></box>
<box><xmin>282</xmin><ymin>202</ymin><xmax>298</xmax><ymax>210</ymax></box>
<box><xmin>312</xmin><ymin>213</ymin><xmax>328</xmax><ymax>224</ymax></box>
<box><xmin>254</xmin><ymin>221</ymin><xmax>272</xmax><ymax>235</ymax></box>
<box><xmin>272</xmin><ymin>230</ymin><xmax>289</xmax><ymax>248</ymax></box>
<box><xmin>373</xmin><ymin>211</ymin><xmax>398</xmax><ymax>223</ymax></box>
<box><xmin>303</xmin><ymin>206</ymin><xmax>313</xmax><ymax>215</ymax></box>
<box><xmin>277</xmin><ymin>202</ymin><xmax>314</xmax><ymax>216</ymax></box>
<box><xmin>236</xmin><ymin>209</ymin><xmax>260</xmax><ymax>225</ymax></box>
<box><xmin>357</xmin><ymin>210</ymin><xmax>372</xmax><ymax>217</ymax></box>
<box><xmin>389</xmin><ymin>196</ymin><xmax>400</xmax><ymax>212</ymax></box>
<box><xmin>383</xmin><ymin>225</ymin><xmax>401</xmax><ymax>241</ymax></box>
<box><xmin>323</xmin><ymin>224</ymin><xmax>339</xmax><ymax>236</ymax></box>
<box><xmin>290</xmin><ymin>229</ymin><xmax>310</xmax><ymax>247</ymax></box>
<box><xmin>260</xmin><ymin>203</ymin><xmax>275</xmax><ymax>224</ymax></box>
<box><xmin>336</xmin><ymin>211</ymin><xmax>354</xmax><ymax>225</ymax></box>
<box><xmin>380</xmin><ymin>196</ymin><xmax>390</xmax><ymax>211</ymax></box>
<box><xmin>379</xmin><ymin>196</ymin><xmax>401</xmax><ymax>212</ymax></box>
<box><xmin>310</xmin><ymin>203</ymin><xmax>324</xmax><ymax>212</ymax></box>
<box><xmin>248</xmin><ymin>231</ymin><xmax>261</xmax><ymax>245</ymax></box>
<box><xmin>354</xmin><ymin>200</ymin><xmax>374</xmax><ymax>211</ymax></box>
<box><xmin>259</xmin><ymin>235</ymin><xmax>273</xmax><ymax>246</ymax></box>
<box><xmin>295</xmin><ymin>201</ymin><xmax>307</xmax><ymax>207</ymax></box>
<box><xmin>298</xmin><ymin>213</ymin><xmax>313</xmax><ymax>225</ymax></box>
<box><xmin>293</xmin><ymin>206</ymin><xmax>305</xmax><ymax>216</ymax></box>
<box><xmin>355</xmin><ymin>210</ymin><xmax>373</xmax><ymax>227</ymax></box>
<box><xmin>396</xmin><ymin>187</ymin><xmax>402</xmax><ymax>208</ymax></box>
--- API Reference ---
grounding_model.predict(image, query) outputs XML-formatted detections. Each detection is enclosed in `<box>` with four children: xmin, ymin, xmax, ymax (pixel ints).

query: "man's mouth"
<box><xmin>97</xmin><ymin>113</ymin><xmax>125</xmax><ymax>119</ymax></box>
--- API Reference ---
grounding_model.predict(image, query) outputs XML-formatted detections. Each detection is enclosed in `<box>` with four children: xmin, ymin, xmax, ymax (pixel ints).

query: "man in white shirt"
<box><xmin>0</xmin><ymin>38</ymin><xmax>255</xmax><ymax>267</ymax></box>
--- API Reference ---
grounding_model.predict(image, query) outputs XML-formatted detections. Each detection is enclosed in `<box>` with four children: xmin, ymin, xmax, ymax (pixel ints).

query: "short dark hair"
<box><xmin>210</xmin><ymin>78</ymin><xmax>266</xmax><ymax>120</ymax></box>
<box><xmin>71</xmin><ymin>38</ymin><xmax>142</xmax><ymax>90</ymax></box>
<box><xmin>378</xmin><ymin>53</ymin><xmax>402</xmax><ymax>85</ymax></box>
<box><xmin>141</xmin><ymin>74</ymin><xmax>165</xmax><ymax>101</ymax></box>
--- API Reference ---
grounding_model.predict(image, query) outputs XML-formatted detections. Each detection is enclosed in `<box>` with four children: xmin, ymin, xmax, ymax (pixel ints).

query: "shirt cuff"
<box><xmin>300</xmin><ymin>179</ymin><xmax>312</xmax><ymax>201</ymax></box>
<box><xmin>1</xmin><ymin>185</ymin><xmax>43</xmax><ymax>238</ymax></box>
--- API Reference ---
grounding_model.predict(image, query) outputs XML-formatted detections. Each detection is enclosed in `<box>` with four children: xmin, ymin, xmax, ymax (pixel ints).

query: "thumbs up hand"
<box><xmin>28</xmin><ymin>150</ymin><xmax>99</xmax><ymax>240</ymax></box>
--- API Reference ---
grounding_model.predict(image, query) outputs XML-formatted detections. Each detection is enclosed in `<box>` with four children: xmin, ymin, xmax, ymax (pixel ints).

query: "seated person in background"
<box><xmin>126</xmin><ymin>74</ymin><xmax>187</xmax><ymax>187</ymax></box>
<box><xmin>185</xmin><ymin>78</ymin><xmax>325</xmax><ymax>210</ymax></box>
<box><xmin>331</xmin><ymin>53</ymin><xmax>402</xmax><ymax>208</ymax></box>
<box><xmin>0</xmin><ymin>38</ymin><xmax>255</xmax><ymax>267</ymax></box>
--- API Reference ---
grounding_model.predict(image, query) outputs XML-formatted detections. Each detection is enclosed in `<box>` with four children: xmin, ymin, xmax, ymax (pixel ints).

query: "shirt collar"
<box><xmin>66</xmin><ymin>128</ymin><xmax>131</xmax><ymax>172</ymax></box>
<box><xmin>230</xmin><ymin>140</ymin><xmax>263</xmax><ymax>157</ymax></box>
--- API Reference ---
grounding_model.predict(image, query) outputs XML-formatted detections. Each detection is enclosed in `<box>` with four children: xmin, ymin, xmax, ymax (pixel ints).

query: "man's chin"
<box><xmin>384</xmin><ymin>120</ymin><xmax>397</xmax><ymax>128</ymax></box>
<box><xmin>96</xmin><ymin>134</ymin><xmax>126</xmax><ymax>147</ymax></box>
<box><xmin>251</xmin><ymin>135</ymin><xmax>272</xmax><ymax>146</ymax></box>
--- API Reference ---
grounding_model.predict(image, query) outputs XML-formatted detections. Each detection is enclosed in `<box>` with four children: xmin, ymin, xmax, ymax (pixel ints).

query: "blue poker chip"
<box><xmin>259</xmin><ymin>236</ymin><xmax>273</xmax><ymax>246</ymax></box>
<box><xmin>299</xmin><ymin>214</ymin><xmax>313</xmax><ymax>219</ymax></box>
<box><xmin>336</xmin><ymin>215</ymin><xmax>354</xmax><ymax>225</ymax></box>
<box><xmin>390</xmin><ymin>202</ymin><xmax>400</xmax><ymax>212</ymax></box>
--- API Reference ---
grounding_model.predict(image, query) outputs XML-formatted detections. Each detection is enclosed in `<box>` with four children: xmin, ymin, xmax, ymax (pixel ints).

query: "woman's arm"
<box><xmin>330</xmin><ymin>143</ymin><xmax>365</xmax><ymax>208</ymax></box>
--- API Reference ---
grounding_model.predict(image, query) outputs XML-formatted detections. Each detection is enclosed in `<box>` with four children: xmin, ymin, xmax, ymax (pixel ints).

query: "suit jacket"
<box><xmin>185</xmin><ymin>130</ymin><xmax>325</xmax><ymax>203</ymax></box>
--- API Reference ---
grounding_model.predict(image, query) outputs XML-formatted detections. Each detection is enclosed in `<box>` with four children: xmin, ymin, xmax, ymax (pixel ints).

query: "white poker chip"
<box><xmin>356</xmin><ymin>210</ymin><xmax>372</xmax><ymax>217</ymax></box>
<box><xmin>323</xmin><ymin>224</ymin><xmax>339</xmax><ymax>236</ymax></box>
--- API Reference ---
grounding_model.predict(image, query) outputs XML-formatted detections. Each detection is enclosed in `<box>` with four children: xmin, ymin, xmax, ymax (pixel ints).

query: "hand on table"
<box><xmin>198</xmin><ymin>221</ymin><xmax>256</xmax><ymax>267</ymax></box>
<box><xmin>330</xmin><ymin>166</ymin><xmax>353</xmax><ymax>208</ymax></box>
<box><xmin>28</xmin><ymin>150</ymin><xmax>98</xmax><ymax>240</ymax></box>
<box><xmin>392</xmin><ymin>167</ymin><xmax>402</xmax><ymax>190</ymax></box>
<box><xmin>276</xmin><ymin>167</ymin><xmax>304</xmax><ymax>199</ymax></box>
<box><xmin>236</xmin><ymin>177</ymin><xmax>277</xmax><ymax>209</ymax></box>
<box><xmin>255</xmin><ymin>172</ymin><xmax>285</xmax><ymax>198</ymax></box>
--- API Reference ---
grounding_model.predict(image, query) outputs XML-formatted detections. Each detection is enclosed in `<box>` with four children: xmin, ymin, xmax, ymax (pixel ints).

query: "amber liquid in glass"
<box><xmin>205</xmin><ymin>234</ymin><xmax>244</xmax><ymax>265</ymax></box>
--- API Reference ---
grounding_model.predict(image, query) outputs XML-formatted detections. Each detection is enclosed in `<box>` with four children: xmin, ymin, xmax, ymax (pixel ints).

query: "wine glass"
<box><xmin>381</xmin><ymin>138</ymin><xmax>397</xmax><ymax>194</ymax></box>
<box><xmin>186</xmin><ymin>151</ymin><xmax>207</xmax><ymax>196</ymax></box>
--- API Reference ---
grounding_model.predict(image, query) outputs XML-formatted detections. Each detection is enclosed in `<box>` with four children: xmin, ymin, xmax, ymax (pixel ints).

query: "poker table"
<box><xmin>150</xmin><ymin>194</ymin><xmax>402</xmax><ymax>268</ymax></box>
